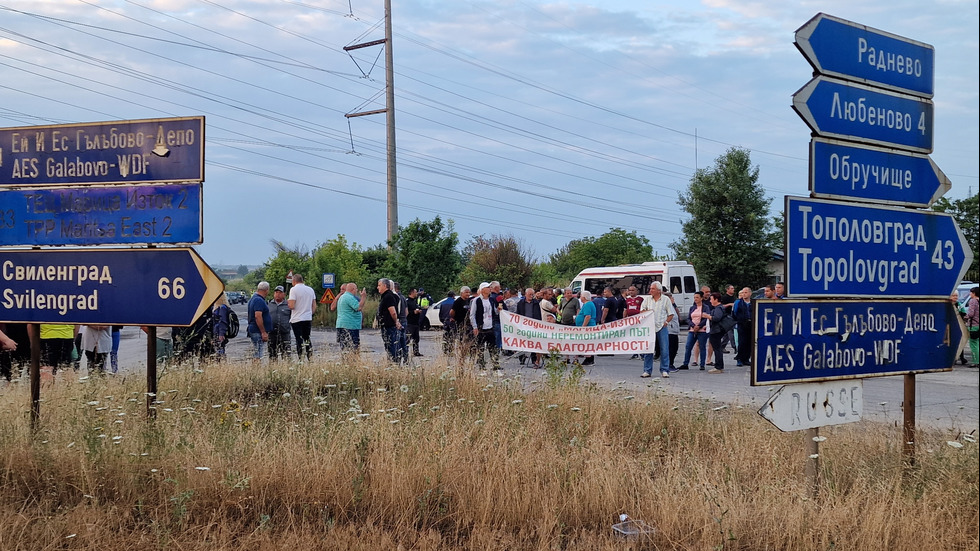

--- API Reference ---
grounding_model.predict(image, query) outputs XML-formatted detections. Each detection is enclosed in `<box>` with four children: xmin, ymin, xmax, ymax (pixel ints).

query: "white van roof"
<box><xmin>574</xmin><ymin>261</ymin><xmax>693</xmax><ymax>278</ymax></box>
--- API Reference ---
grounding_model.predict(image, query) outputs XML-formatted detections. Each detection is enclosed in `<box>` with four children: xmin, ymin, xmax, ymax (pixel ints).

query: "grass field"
<box><xmin>1</xmin><ymin>355</ymin><xmax>977</xmax><ymax>550</ymax></box>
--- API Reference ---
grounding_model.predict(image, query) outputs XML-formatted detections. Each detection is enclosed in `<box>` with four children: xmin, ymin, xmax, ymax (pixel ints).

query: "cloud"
<box><xmin>0</xmin><ymin>0</ymin><xmax>976</xmax><ymax>266</ymax></box>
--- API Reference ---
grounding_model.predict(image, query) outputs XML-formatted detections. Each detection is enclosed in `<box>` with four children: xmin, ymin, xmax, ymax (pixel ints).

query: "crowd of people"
<box><xmin>3</xmin><ymin>279</ymin><xmax>977</xmax><ymax>383</ymax></box>
<box><xmin>424</xmin><ymin>280</ymin><xmax>769</xmax><ymax>378</ymax></box>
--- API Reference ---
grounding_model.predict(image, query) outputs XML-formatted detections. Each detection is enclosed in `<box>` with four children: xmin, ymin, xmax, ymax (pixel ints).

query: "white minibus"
<box><xmin>570</xmin><ymin>261</ymin><xmax>700</xmax><ymax>323</ymax></box>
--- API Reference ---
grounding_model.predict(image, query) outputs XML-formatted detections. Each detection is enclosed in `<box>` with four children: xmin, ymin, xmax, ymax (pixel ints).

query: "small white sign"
<box><xmin>759</xmin><ymin>380</ymin><xmax>863</xmax><ymax>432</ymax></box>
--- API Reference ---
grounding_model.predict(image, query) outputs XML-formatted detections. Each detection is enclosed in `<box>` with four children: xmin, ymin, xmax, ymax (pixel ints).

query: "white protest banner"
<box><xmin>500</xmin><ymin>310</ymin><xmax>655</xmax><ymax>356</ymax></box>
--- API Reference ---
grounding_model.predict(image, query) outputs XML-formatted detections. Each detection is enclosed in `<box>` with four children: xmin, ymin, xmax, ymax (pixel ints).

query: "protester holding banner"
<box><xmin>640</xmin><ymin>282</ymin><xmax>673</xmax><ymax>378</ymax></box>
<box><xmin>516</xmin><ymin>288</ymin><xmax>542</xmax><ymax>367</ymax></box>
<box><xmin>573</xmin><ymin>290</ymin><xmax>597</xmax><ymax>365</ymax></box>
<box><xmin>575</xmin><ymin>291</ymin><xmax>596</xmax><ymax>327</ymax></box>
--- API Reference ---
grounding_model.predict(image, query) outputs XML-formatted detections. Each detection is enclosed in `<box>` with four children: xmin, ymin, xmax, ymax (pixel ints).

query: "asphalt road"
<box><xmin>79</xmin><ymin>303</ymin><xmax>980</xmax><ymax>434</ymax></box>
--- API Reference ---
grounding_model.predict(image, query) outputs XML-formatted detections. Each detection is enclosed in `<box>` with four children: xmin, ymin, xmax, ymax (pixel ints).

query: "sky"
<box><xmin>1</xmin><ymin>0</ymin><xmax>977</xmax><ymax>268</ymax></box>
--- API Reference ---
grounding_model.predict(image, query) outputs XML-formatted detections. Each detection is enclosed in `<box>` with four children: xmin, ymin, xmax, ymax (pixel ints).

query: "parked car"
<box><xmin>424</xmin><ymin>297</ymin><xmax>452</xmax><ymax>329</ymax></box>
<box><xmin>225</xmin><ymin>291</ymin><xmax>247</xmax><ymax>305</ymax></box>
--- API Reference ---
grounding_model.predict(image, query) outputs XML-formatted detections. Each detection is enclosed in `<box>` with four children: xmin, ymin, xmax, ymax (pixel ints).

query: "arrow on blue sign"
<box><xmin>795</xmin><ymin>13</ymin><xmax>934</xmax><ymax>98</ymax></box>
<box><xmin>785</xmin><ymin>196</ymin><xmax>973</xmax><ymax>299</ymax></box>
<box><xmin>810</xmin><ymin>138</ymin><xmax>950</xmax><ymax>207</ymax></box>
<box><xmin>753</xmin><ymin>299</ymin><xmax>963</xmax><ymax>385</ymax></box>
<box><xmin>793</xmin><ymin>76</ymin><xmax>933</xmax><ymax>153</ymax></box>
<box><xmin>0</xmin><ymin>248</ymin><xmax>222</xmax><ymax>326</ymax></box>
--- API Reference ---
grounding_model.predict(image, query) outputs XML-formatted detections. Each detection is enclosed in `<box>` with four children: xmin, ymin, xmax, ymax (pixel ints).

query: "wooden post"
<box><xmin>903</xmin><ymin>373</ymin><xmax>916</xmax><ymax>465</ymax></box>
<box><xmin>805</xmin><ymin>427</ymin><xmax>820</xmax><ymax>499</ymax></box>
<box><xmin>146</xmin><ymin>327</ymin><xmax>157</xmax><ymax>419</ymax></box>
<box><xmin>29</xmin><ymin>323</ymin><xmax>41</xmax><ymax>433</ymax></box>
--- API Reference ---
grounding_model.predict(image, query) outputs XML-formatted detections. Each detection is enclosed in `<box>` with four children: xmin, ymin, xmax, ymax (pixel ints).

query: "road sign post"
<box><xmin>3</xmin><ymin>116</ymin><xmax>212</xmax><ymax>427</ymax></box>
<box><xmin>781</xmin><ymin>11</ymin><xmax>954</xmax><ymax>474</ymax></box>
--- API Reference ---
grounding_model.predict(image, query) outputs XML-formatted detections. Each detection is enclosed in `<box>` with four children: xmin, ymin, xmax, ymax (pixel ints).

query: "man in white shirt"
<box><xmin>640</xmin><ymin>281</ymin><xmax>674</xmax><ymax>379</ymax></box>
<box><xmin>469</xmin><ymin>282</ymin><xmax>500</xmax><ymax>370</ymax></box>
<box><xmin>287</xmin><ymin>273</ymin><xmax>317</xmax><ymax>361</ymax></box>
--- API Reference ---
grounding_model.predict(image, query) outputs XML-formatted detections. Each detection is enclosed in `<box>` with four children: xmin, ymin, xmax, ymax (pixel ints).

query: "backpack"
<box><xmin>226</xmin><ymin>309</ymin><xmax>240</xmax><ymax>339</ymax></box>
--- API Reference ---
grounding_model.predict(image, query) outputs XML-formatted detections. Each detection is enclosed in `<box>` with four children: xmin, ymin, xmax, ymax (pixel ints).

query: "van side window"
<box><xmin>669</xmin><ymin>276</ymin><xmax>682</xmax><ymax>294</ymax></box>
<box><xmin>683</xmin><ymin>276</ymin><xmax>696</xmax><ymax>293</ymax></box>
<box><xmin>582</xmin><ymin>275</ymin><xmax>662</xmax><ymax>295</ymax></box>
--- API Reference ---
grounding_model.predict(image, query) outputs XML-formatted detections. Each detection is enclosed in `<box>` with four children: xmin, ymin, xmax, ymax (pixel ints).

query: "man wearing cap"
<box><xmin>470</xmin><ymin>282</ymin><xmax>500</xmax><ymax>370</ymax></box>
<box><xmin>268</xmin><ymin>285</ymin><xmax>293</xmax><ymax>361</ymax></box>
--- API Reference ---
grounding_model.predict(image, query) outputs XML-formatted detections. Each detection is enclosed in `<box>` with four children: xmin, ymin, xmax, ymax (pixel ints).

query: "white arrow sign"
<box><xmin>759</xmin><ymin>380</ymin><xmax>864</xmax><ymax>432</ymax></box>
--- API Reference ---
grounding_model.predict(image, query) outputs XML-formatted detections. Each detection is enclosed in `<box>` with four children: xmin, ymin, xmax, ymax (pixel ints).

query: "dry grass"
<box><xmin>1</xmin><ymin>355</ymin><xmax>977</xmax><ymax>551</ymax></box>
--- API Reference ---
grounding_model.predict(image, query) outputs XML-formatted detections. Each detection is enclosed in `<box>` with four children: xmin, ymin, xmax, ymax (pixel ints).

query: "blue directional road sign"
<box><xmin>810</xmin><ymin>138</ymin><xmax>950</xmax><ymax>207</ymax></box>
<box><xmin>0</xmin><ymin>248</ymin><xmax>222</xmax><ymax>326</ymax></box>
<box><xmin>753</xmin><ymin>299</ymin><xmax>962</xmax><ymax>385</ymax></box>
<box><xmin>0</xmin><ymin>116</ymin><xmax>204</xmax><ymax>187</ymax></box>
<box><xmin>0</xmin><ymin>183</ymin><xmax>202</xmax><ymax>246</ymax></box>
<box><xmin>793</xmin><ymin>76</ymin><xmax>933</xmax><ymax>153</ymax></box>
<box><xmin>785</xmin><ymin>196</ymin><xmax>972</xmax><ymax>298</ymax></box>
<box><xmin>795</xmin><ymin>13</ymin><xmax>934</xmax><ymax>98</ymax></box>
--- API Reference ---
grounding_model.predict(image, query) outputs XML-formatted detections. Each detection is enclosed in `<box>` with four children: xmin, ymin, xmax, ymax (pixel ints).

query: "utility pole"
<box><xmin>345</xmin><ymin>0</ymin><xmax>398</xmax><ymax>244</ymax></box>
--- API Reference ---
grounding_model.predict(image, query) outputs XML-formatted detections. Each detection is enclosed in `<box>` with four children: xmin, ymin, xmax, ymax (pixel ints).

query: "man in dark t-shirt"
<box><xmin>376</xmin><ymin>278</ymin><xmax>402</xmax><ymax>362</ymax></box>
<box><xmin>601</xmin><ymin>286</ymin><xmax>619</xmax><ymax>324</ymax></box>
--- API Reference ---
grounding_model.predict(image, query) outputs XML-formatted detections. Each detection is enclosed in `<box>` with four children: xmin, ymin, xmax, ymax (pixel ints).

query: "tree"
<box><xmin>933</xmin><ymin>192</ymin><xmax>979</xmax><ymax>281</ymax></box>
<box><xmin>264</xmin><ymin>240</ymin><xmax>312</xmax><ymax>293</ymax></box>
<box><xmin>672</xmin><ymin>147</ymin><xmax>774</xmax><ymax>290</ymax></box>
<box><xmin>242</xmin><ymin>266</ymin><xmax>266</xmax><ymax>290</ymax></box>
<box><xmin>236</xmin><ymin>264</ymin><xmax>249</xmax><ymax>277</ymax></box>
<box><xmin>530</xmin><ymin>261</ymin><xmax>561</xmax><ymax>290</ymax></box>
<box><xmin>458</xmin><ymin>234</ymin><xmax>534</xmax><ymax>289</ymax></box>
<box><xmin>548</xmin><ymin>228</ymin><xmax>656</xmax><ymax>283</ymax></box>
<box><xmin>382</xmin><ymin>216</ymin><xmax>464</xmax><ymax>299</ymax></box>
<box><xmin>311</xmin><ymin>235</ymin><xmax>370</xmax><ymax>291</ymax></box>
<box><xmin>361</xmin><ymin>245</ymin><xmax>390</xmax><ymax>286</ymax></box>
